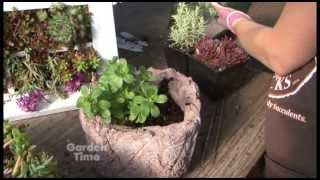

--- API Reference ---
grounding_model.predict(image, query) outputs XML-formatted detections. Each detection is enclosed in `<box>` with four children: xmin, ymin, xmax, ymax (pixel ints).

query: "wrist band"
<box><xmin>226</xmin><ymin>11</ymin><xmax>251</xmax><ymax>33</ymax></box>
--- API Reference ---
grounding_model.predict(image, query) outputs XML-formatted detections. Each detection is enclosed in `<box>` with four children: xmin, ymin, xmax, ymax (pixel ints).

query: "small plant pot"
<box><xmin>79</xmin><ymin>68</ymin><xmax>201</xmax><ymax>177</ymax></box>
<box><xmin>164</xmin><ymin>46</ymin><xmax>189</xmax><ymax>75</ymax></box>
<box><xmin>187</xmin><ymin>30</ymin><xmax>256</xmax><ymax>99</ymax></box>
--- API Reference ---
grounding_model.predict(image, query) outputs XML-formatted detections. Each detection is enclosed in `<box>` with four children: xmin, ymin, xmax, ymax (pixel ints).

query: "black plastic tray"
<box><xmin>164</xmin><ymin>29</ymin><xmax>257</xmax><ymax>100</ymax></box>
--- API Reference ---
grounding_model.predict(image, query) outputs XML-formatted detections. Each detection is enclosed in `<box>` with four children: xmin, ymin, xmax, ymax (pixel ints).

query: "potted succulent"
<box><xmin>3</xmin><ymin>121</ymin><xmax>57</xmax><ymax>178</ymax></box>
<box><xmin>77</xmin><ymin>57</ymin><xmax>201</xmax><ymax>177</ymax></box>
<box><xmin>165</xmin><ymin>2</ymin><xmax>256</xmax><ymax>99</ymax></box>
<box><xmin>3</xmin><ymin>3</ymin><xmax>102</xmax><ymax>112</ymax></box>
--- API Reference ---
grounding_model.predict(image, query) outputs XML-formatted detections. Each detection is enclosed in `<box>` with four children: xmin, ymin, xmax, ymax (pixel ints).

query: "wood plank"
<box><xmin>184</xmin><ymin>71</ymin><xmax>272</xmax><ymax>177</ymax></box>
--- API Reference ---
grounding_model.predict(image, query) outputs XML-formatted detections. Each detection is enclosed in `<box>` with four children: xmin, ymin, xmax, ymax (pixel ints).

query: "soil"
<box><xmin>4</xmin><ymin>5</ymin><xmax>92</xmax><ymax>53</ymax></box>
<box><xmin>145</xmin><ymin>78</ymin><xmax>184</xmax><ymax>126</ymax></box>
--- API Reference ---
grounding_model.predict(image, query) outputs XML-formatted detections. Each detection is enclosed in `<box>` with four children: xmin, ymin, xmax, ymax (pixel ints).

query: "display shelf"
<box><xmin>3</xmin><ymin>2</ymin><xmax>118</xmax><ymax>121</ymax></box>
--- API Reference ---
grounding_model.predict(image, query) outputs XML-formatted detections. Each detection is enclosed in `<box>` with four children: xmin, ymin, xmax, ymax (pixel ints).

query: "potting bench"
<box><xmin>183</xmin><ymin>70</ymin><xmax>271</xmax><ymax>177</ymax></box>
<box><xmin>17</xmin><ymin>67</ymin><xmax>272</xmax><ymax>178</ymax></box>
<box><xmin>9</xmin><ymin>2</ymin><xmax>282</xmax><ymax>177</ymax></box>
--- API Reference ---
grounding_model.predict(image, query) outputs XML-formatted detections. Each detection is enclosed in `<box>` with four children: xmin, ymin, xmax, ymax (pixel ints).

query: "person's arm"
<box><xmin>213</xmin><ymin>2</ymin><xmax>317</xmax><ymax>76</ymax></box>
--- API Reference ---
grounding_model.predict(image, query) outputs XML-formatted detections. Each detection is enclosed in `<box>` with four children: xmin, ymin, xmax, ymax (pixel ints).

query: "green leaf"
<box><xmin>100</xmin><ymin>109</ymin><xmax>111</xmax><ymax>124</ymax></box>
<box><xmin>83</xmin><ymin>101</ymin><xmax>94</xmax><ymax>119</ymax></box>
<box><xmin>124</xmin><ymin>74</ymin><xmax>134</xmax><ymax>84</ymax></box>
<box><xmin>109</xmin><ymin>75</ymin><xmax>123</xmax><ymax>92</ymax></box>
<box><xmin>11</xmin><ymin>128</ymin><xmax>31</xmax><ymax>155</ymax></box>
<box><xmin>156</xmin><ymin>94</ymin><xmax>168</xmax><ymax>104</ymax></box>
<box><xmin>98</xmin><ymin>76</ymin><xmax>110</xmax><ymax>90</ymax></box>
<box><xmin>118</xmin><ymin>61</ymin><xmax>129</xmax><ymax>75</ymax></box>
<box><xmin>116</xmin><ymin>97</ymin><xmax>125</xmax><ymax>103</ymax></box>
<box><xmin>125</xmin><ymin>91</ymin><xmax>135</xmax><ymax>99</ymax></box>
<box><xmin>129</xmin><ymin>112</ymin><xmax>138</xmax><ymax>121</ymax></box>
<box><xmin>80</xmin><ymin>85</ymin><xmax>89</xmax><ymax>96</ymax></box>
<box><xmin>140</xmin><ymin>104</ymin><xmax>150</xmax><ymax>118</ymax></box>
<box><xmin>91</xmin><ymin>87</ymin><xmax>102</xmax><ymax>100</ymax></box>
<box><xmin>76</xmin><ymin>97</ymin><xmax>84</xmax><ymax>107</ymax></box>
<box><xmin>98</xmin><ymin>100</ymin><xmax>111</xmax><ymax>110</ymax></box>
<box><xmin>137</xmin><ymin>113</ymin><xmax>147</xmax><ymax>123</ymax></box>
<box><xmin>150</xmin><ymin>104</ymin><xmax>160</xmax><ymax>118</ymax></box>
<box><xmin>133</xmin><ymin>96</ymin><xmax>147</xmax><ymax>104</ymax></box>
<box><xmin>140</xmin><ymin>84</ymin><xmax>156</xmax><ymax>98</ymax></box>
<box><xmin>111</xmin><ymin>103</ymin><xmax>126</xmax><ymax>120</ymax></box>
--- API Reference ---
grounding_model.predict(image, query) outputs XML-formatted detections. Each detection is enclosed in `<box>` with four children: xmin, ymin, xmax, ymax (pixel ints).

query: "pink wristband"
<box><xmin>226</xmin><ymin>11</ymin><xmax>251</xmax><ymax>33</ymax></box>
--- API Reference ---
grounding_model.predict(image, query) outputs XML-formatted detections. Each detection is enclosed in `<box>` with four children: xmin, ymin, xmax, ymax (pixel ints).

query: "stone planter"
<box><xmin>79</xmin><ymin>68</ymin><xmax>201</xmax><ymax>177</ymax></box>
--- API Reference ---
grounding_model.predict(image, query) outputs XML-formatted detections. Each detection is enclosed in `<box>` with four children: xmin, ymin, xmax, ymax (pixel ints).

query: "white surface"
<box><xmin>89</xmin><ymin>3</ymin><xmax>118</xmax><ymax>60</ymax></box>
<box><xmin>4</xmin><ymin>92</ymin><xmax>81</xmax><ymax>121</ymax></box>
<box><xmin>4</xmin><ymin>2</ymin><xmax>92</xmax><ymax>11</ymax></box>
<box><xmin>3</xmin><ymin>2</ymin><xmax>118</xmax><ymax>121</ymax></box>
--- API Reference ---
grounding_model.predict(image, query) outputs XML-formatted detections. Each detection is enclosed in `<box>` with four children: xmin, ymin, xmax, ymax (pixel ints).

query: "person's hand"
<box><xmin>211</xmin><ymin>2</ymin><xmax>251</xmax><ymax>33</ymax></box>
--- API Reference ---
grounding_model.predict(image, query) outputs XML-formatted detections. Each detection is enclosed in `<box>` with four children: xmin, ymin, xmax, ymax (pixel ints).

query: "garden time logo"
<box><xmin>66</xmin><ymin>143</ymin><xmax>108</xmax><ymax>161</ymax></box>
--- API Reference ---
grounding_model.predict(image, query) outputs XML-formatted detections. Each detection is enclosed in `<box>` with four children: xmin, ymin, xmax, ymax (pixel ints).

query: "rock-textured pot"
<box><xmin>79</xmin><ymin>68</ymin><xmax>201</xmax><ymax>177</ymax></box>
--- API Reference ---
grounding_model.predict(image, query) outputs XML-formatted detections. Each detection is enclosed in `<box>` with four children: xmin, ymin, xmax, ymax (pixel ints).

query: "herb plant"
<box><xmin>169</xmin><ymin>2</ymin><xmax>207</xmax><ymax>52</ymax></box>
<box><xmin>3</xmin><ymin>121</ymin><xmax>57</xmax><ymax>178</ymax></box>
<box><xmin>77</xmin><ymin>57</ymin><xmax>168</xmax><ymax>125</ymax></box>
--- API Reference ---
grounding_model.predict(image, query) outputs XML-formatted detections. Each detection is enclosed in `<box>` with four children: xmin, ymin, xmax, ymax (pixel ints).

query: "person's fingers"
<box><xmin>211</xmin><ymin>2</ymin><xmax>224</xmax><ymax>9</ymax></box>
<box><xmin>211</xmin><ymin>2</ymin><xmax>232</xmax><ymax>18</ymax></box>
<box><xmin>217</xmin><ymin>17</ymin><xmax>226</xmax><ymax>26</ymax></box>
<box><xmin>211</xmin><ymin>2</ymin><xmax>224</xmax><ymax>13</ymax></box>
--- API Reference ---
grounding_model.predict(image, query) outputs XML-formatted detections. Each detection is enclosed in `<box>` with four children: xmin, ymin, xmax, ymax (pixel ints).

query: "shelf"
<box><xmin>3</xmin><ymin>2</ymin><xmax>118</xmax><ymax>121</ymax></box>
<box><xmin>4</xmin><ymin>92</ymin><xmax>81</xmax><ymax>121</ymax></box>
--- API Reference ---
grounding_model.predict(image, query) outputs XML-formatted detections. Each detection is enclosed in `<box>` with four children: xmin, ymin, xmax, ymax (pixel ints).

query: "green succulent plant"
<box><xmin>3</xmin><ymin>121</ymin><xmax>57</xmax><ymax>178</ymax></box>
<box><xmin>46</xmin><ymin>56</ymin><xmax>72</xmax><ymax>98</ymax></box>
<box><xmin>74</xmin><ymin>55</ymin><xmax>101</xmax><ymax>72</ymax></box>
<box><xmin>77</xmin><ymin>57</ymin><xmax>167</xmax><ymax>125</ymax></box>
<box><xmin>47</xmin><ymin>3</ymin><xmax>92</xmax><ymax>44</ymax></box>
<box><xmin>5</xmin><ymin>48</ymin><xmax>48</xmax><ymax>95</ymax></box>
<box><xmin>169</xmin><ymin>2</ymin><xmax>207</xmax><ymax>52</ymax></box>
<box><xmin>48</xmin><ymin>14</ymin><xmax>75</xmax><ymax>44</ymax></box>
<box><xmin>36</xmin><ymin>10</ymin><xmax>48</xmax><ymax>22</ymax></box>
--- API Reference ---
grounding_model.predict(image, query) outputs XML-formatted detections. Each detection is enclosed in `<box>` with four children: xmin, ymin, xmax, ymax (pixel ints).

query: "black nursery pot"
<box><xmin>164</xmin><ymin>46</ymin><xmax>189</xmax><ymax>75</ymax></box>
<box><xmin>187</xmin><ymin>30</ymin><xmax>257</xmax><ymax>99</ymax></box>
<box><xmin>165</xmin><ymin>30</ymin><xmax>257</xmax><ymax>100</ymax></box>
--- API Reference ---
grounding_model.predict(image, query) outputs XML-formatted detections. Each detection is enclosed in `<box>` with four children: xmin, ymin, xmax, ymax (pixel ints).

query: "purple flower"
<box><xmin>64</xmin><ymin>73</ymin><xmax>86</xmax><ymax>93</ymax></box>
<box><xmin>16</xmin><ymin>90</ymin><xmax>44</xmax><ymax>112</ymax></box>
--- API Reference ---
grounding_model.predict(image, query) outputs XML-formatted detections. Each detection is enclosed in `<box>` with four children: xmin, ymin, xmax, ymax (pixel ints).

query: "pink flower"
<box><xmin>64</xmin><ymin>73</ymin><xmax>86</xmax><ymax>93</ymax></box>
<box><xmin>16</xmin><ymin>90</ymin><xmax>44</xmax><ymax>112</ymax></box>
